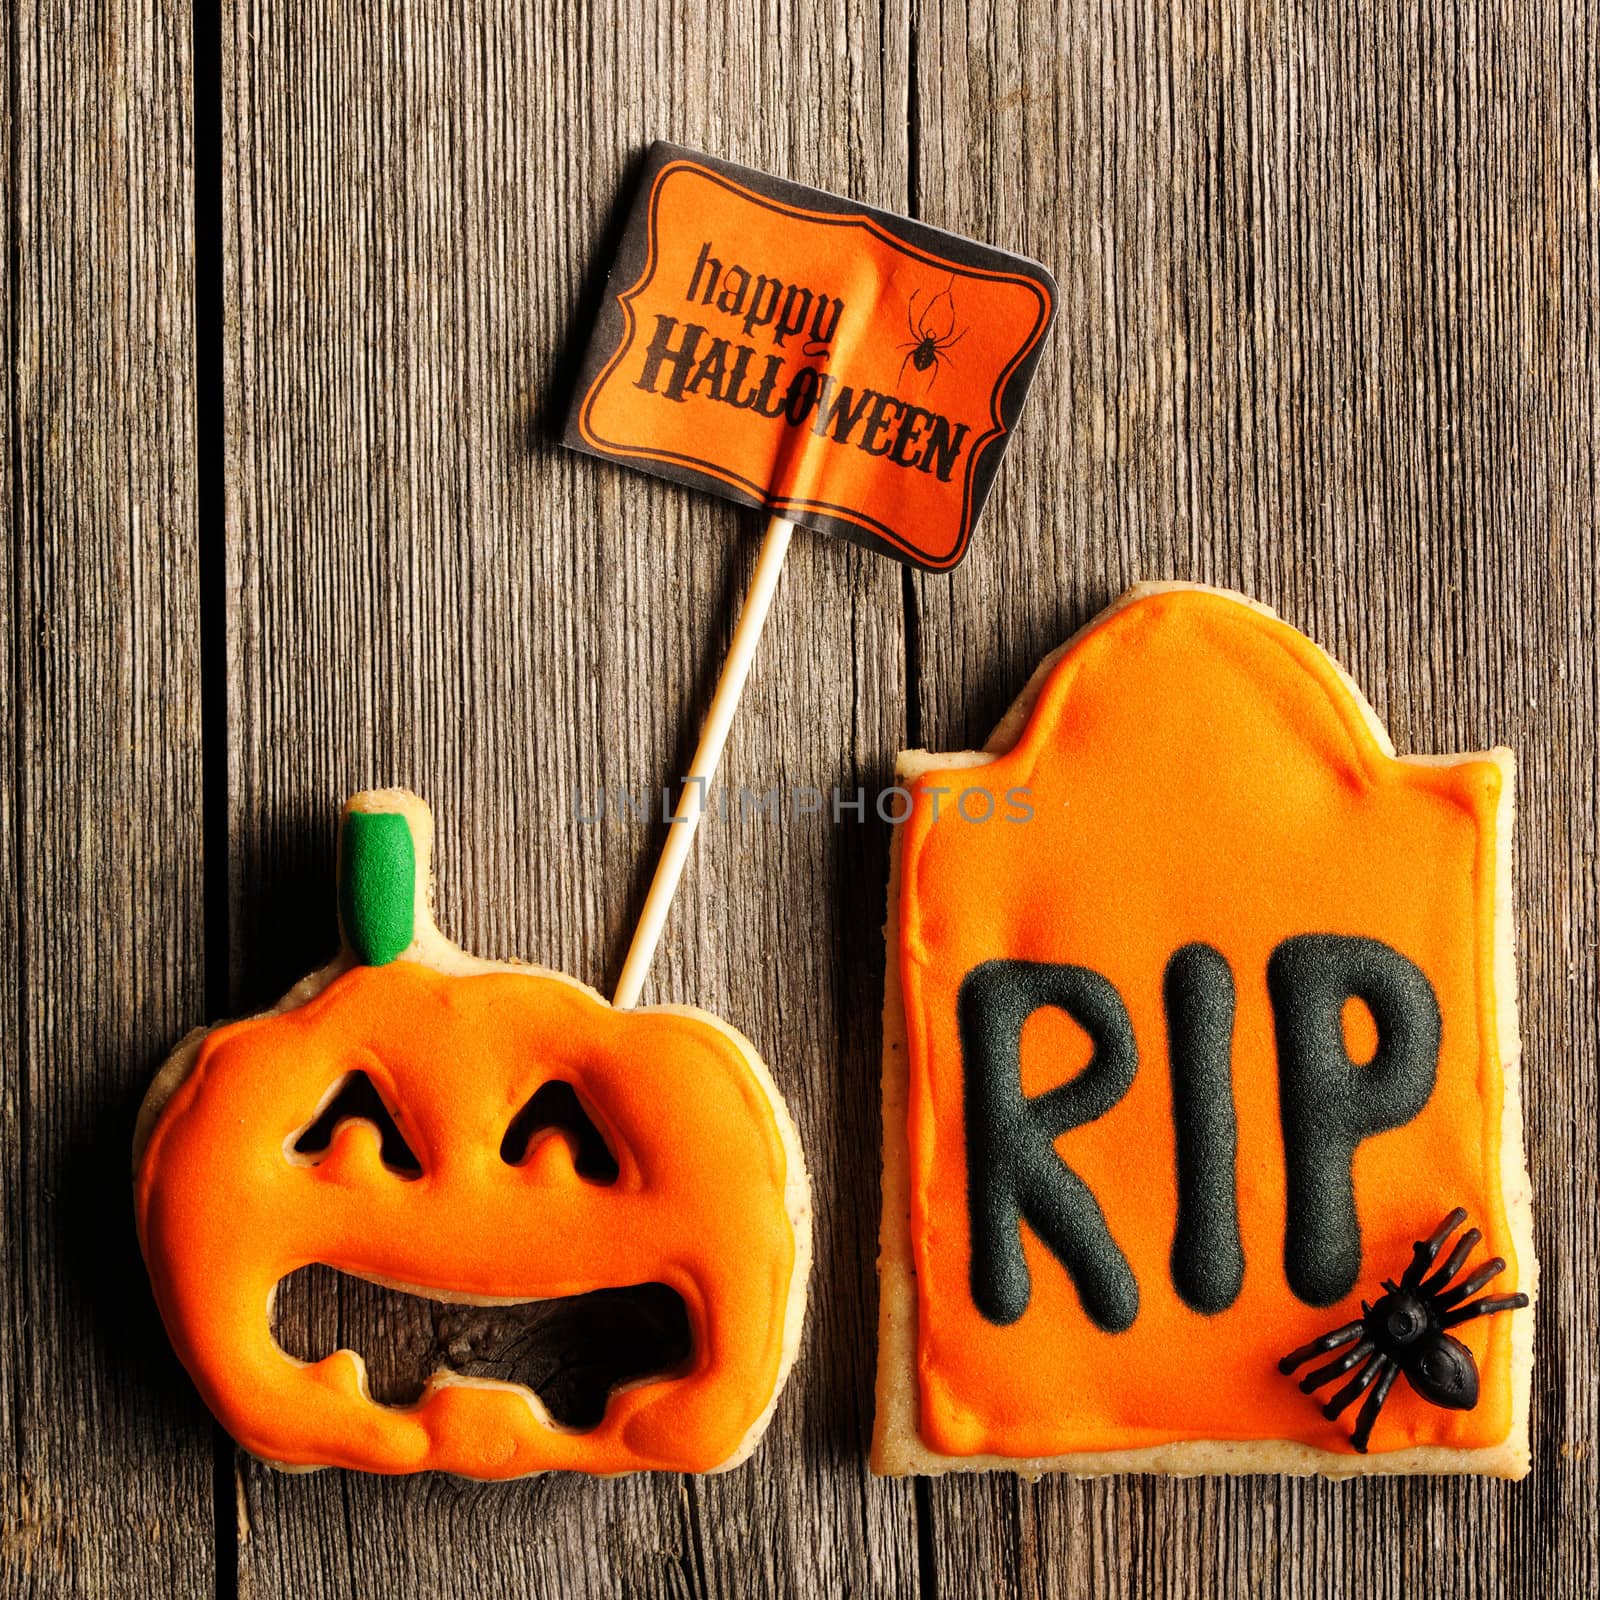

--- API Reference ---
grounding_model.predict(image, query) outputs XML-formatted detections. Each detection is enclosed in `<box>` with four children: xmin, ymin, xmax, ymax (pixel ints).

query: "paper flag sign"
<box><xmin>564</xmin><ymin>144</ymin><xmax>1057</xmax><ymax>571</ymax></box>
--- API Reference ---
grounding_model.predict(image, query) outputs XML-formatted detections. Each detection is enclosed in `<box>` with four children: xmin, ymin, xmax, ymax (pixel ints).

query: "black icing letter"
<box><xmin>1165</xmin><ymin>944</ymin><xmax>1245</xmax><ymax>1313</ymax></box>
<box><xmin>1268</xmin><ymin>934</ymin><xmax>1441</xmax><ymax>1307</ymax></box>
<box><xmin>959</xmin><ymin>960</ymin><xmax>1139</xmax><ymax>1332</ymax></box>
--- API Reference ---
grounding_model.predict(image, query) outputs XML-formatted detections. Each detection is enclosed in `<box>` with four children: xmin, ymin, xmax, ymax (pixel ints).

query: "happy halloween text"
<box><xmin>630</xmin><ymin>242</ymin><xmax>972</xmax><ymax>482</ymax></box>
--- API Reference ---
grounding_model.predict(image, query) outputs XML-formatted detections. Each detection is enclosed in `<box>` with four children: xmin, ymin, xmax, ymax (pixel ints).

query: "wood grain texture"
<box><xmin>6</xmin><ymin>0</ymin><xmax>1595</xmax><ymax>1595</ymax></box>
<box><xmin>2</xmin><ymin>2</ymin><xmax>214</xmax><ymax>1597</ymax></box>
<box><xmin>221</xmin><ymin>2</ymin><xmax>916</xmax><ymax>1595</ymax></box>
<box><xmin>908</xmin><ymin>1</ymin><xmax>1598</xmax><ymax>1596</ymax></box>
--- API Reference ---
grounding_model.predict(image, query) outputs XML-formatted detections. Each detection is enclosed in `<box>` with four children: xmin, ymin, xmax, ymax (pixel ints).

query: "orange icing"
<box><xmin>135</xmin><ymin>961</ymin><xmax>796</xmax><ymax>1476</ymax></box>
<box><xmin>898</xmin><ymin>590</ymin><xmax>1518</xmax><ymax>1457</ymax></box>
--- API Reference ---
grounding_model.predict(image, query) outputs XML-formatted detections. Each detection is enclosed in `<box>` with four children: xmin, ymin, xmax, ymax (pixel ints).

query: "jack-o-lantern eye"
<box><xmin>500</xmin><ymin>1082</ymin><xmax>619</xmax><ymax>1184</ymax></box>
<box><xmin>291</xmin><ymin>1070</ymin><xmax>422</xmax><ymax>1179</ymax></box>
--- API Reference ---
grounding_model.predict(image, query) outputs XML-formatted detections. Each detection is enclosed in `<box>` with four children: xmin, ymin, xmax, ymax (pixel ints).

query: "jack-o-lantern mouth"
<box><xmin>270</xmin><ymin>1265</ymin><xmax>693</xmax><ymax>1432</ymax></box>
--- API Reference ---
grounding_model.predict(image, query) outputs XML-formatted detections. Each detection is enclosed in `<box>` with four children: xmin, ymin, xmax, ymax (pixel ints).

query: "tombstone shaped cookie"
<box><xmin>134</xmin><ymin>791</ymin><xmax>811</xmax><ymax>1477</ymax></box>
<box><xmin>873</xmin><ymin>584</ymin><xmax>1535</xmax><ymax>1477</ymax></box>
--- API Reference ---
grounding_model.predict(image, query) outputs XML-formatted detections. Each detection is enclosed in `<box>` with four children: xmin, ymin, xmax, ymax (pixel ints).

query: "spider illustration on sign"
<box><xmin>898</xmin><ymin>281</ymin><xmax>968</xmax><ymax>391</ymax></box>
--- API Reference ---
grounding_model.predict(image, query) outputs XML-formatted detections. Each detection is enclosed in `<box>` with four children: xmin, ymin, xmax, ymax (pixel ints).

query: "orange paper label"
<box><xmin>565</xmin><ymin>145</ymin><xmax>1056</xmax><ymax>570</ymax></box>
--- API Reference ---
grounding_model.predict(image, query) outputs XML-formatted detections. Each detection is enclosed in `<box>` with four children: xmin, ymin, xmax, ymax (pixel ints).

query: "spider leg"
<box><xmin>939</xmin><ymin>327</ymin><xmax>969</xmax><ymax>353</ymax></box>
<box><xmin>1435</xmin><ymin>1257</ymin><xmax>1507</xmax><ymax>1311</ymax></box>
<box><xmin>1441</xmin><ymin>1291</ymin><xmax>1529</xmax><ymax>1329</ymax></box>
<box><xmin>1278</xmin><ymin>1320</ymin><xmax>1365</xmax><ymax>1374</ymax></box>
<box><xmin>1401</xmin><ymin>1207</ymin><xmax>1469</xmax><ymax>1288</ymax></box>
<box><xmin>906</xmin><ymin>291</ymin><xmax>924</xmax><ymax>343</ymax></box>
<box><xmin>1298</xmin><ymin>1339</ymin><xmax>1375</xmax><ymax>1395</ymax></box>
<box><xmin>1350</xmin><ymin>1360</ymin><xmax>1400</xmax><ymax>1453</ymax></box>
<box><xmin>925</xmin><ymin>284</ymin><xmax>958</xmax><ymax>340</ymax></box>
<box><xmin>1419</xmin><ymin>1228</ymin><xmax>1482</xmax><ymax>1297</ymax></box>
<box><xmin>898</xmin><ymin>349</ymin><xmax>914</xmax><ymax>389</ymax></box>
<box><xmin>1322</xmin><ymin>1352</ymin><xmax>1385</xmax><ymax>1420</ymax></box>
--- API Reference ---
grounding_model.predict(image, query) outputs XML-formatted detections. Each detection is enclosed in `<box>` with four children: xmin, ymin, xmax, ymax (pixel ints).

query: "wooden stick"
<box><xmin>613</xmin><ymin>515</ymin><xmax>796</xmax><ymax>1008</ymax></box>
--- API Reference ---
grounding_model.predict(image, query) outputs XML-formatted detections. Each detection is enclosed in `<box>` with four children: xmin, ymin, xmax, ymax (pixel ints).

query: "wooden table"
<box><xmin>4</xmin><ymin>3</ymin><xmax>1595</xmax><ymax>1595</ymax></box>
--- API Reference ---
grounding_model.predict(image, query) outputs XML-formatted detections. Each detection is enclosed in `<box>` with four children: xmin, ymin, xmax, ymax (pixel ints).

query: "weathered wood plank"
<box><xmin>908</xmin><ymin>1</ymin><xmax>1597</xmax><ymax>1596</ymax></box>
<box><xmin>1</xmin><ymin>2</ymin><xmax>214</xmax><ymax>1596</ymax></box>
<box><xmin>5</xmin><ymin>0</ymin><xmax>1584</xmax><ymax>1593</ymax></box>
<box><xmin>1</xmin><ymin>5</ymin><xmax>17</xmax><ymax>1583</ymax></box>
<box><xmin>222</xmin><ymin>2</ymin><xmax>918</xmax><ymax>1595</ymax></box>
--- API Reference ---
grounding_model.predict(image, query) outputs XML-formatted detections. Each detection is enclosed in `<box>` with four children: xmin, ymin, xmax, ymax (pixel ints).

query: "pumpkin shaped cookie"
<box><xmin>134</xmin><ymin>790</ymin><xmax>810</xmax><ymax>1478</ymax></box>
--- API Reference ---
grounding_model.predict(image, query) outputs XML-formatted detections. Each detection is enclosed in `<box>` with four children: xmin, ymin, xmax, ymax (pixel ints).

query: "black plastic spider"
<box><xmin>1278</xmin><ymin>1207</ymin><xmax>1528</xmax><ymax>1453</ymax></box>
<box><xmin>897</xmin><ymin>283</ymin><xmax>967</xmax><ymax>391</ymax></box>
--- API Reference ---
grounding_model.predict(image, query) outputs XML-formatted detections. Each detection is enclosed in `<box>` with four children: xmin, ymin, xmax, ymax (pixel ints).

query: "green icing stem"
<box><xmin>339</xmin><ymin>811</ymin><xmax>416</xmax><ymax>965</ymax></box>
